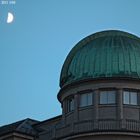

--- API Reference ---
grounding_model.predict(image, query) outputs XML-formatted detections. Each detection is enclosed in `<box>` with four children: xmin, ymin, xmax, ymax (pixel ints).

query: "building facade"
<box><xmin>1</xmin><ymin>30</ymin><xmax>140</xmax><ymax>140</ymax></box>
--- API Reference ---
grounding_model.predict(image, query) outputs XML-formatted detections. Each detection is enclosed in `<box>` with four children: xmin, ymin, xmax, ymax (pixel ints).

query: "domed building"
<box><xmin>1</xmin><ymin>30</ymin><xmax>140</xmax><ymax>140</ymax></box>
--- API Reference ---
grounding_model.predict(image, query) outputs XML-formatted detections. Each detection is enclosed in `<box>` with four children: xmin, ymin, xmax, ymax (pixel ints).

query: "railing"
<box><xmin>44</xmin><ymin>119</ymin><xmax>140</xmax><ymax>139</ymax></box>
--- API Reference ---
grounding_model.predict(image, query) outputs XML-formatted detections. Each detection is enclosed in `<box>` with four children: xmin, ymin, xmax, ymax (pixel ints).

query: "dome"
<box><xmin>60</xmin><ymin>30</ymin><xmax>140</xmax><ymax>88</ymax></box>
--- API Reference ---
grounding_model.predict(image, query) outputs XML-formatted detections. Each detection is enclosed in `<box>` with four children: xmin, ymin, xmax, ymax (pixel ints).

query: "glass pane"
<box><xmin>87</xmin><ymin>93</ymin><xmax>92</xmax><ymax>105</ymax></box>
<box><xmin>100</xmin><ymin>91</ymin><xmax>107</xmax><ymax>104</ymax></box>
<box><xmin>67</xmin><ymin>97</ymin><xmax>74</xmax><ymax>112</ymax></box>
<box><xmin>70</xmin><ymin>98</ymin><xmax>74</xmax><ymax>111</ymax></box>
<box><xmin>130</xmin><ymin>92</ymin><xmax>137</xmax><ymax>105</ymax></box>
<box><xmin>80</xmin><ymin>94</ymin><xmax>87</xmax><ymax>107</ymax></box>
<box><xmin>108</xmin><ymin>91</ymin><xmax>116</xmax><ymax>103</ymax></box>
<box><xmin>123</xmin><ymin>91</ymin><xmax>129</xmax><ymax>104</ymax></box>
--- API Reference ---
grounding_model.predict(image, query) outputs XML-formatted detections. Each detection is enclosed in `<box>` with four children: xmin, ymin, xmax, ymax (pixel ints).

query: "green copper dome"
<box><xmin>60</xmin><ymin>30</ymin><xmax>140</xmax><ymax>87</ymax></box>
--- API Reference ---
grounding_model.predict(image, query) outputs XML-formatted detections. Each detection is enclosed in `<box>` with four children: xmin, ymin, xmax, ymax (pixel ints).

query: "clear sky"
<box><xmin>0</xmin><ymin>0</ymin><xmax>140</xmax><ymax>126</ymax></box>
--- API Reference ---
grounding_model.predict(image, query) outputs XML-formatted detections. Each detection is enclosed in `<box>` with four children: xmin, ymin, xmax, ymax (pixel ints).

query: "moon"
<box><xmin>7</xmin><ymin>12</ymin><xmax>14</xmax><ymax>23</ymax></box>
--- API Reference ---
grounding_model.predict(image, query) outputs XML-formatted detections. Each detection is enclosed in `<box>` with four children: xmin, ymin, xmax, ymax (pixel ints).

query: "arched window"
<box><xmin>100</xmin><ymin>90</ymin><xmax>116</xmax><ymax>104</ymax></box>
<box><xmin>80</xmin><ymin>93</ymin><xmax>93</xmax><ymax>107</ymax></box>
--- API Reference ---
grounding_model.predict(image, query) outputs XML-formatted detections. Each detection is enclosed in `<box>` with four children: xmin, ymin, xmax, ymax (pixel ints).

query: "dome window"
<box><xmin>123</xmin><ymin>91</ymin><xmax>137</xmax><ymax>105</ymax></box>
<box><xmin>80</xmin><ymin>93</ymin><xmax>93</xmax><ymax>107</ymax></box>
<box><xmin>100</xmin><ymin>90</ymin><xmax>116</xmax><ymax>104</ymax></box>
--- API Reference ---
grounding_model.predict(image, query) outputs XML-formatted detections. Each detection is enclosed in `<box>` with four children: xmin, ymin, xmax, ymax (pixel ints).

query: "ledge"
<box><xmin>43</xmin><ymin>119</ymin><xmax>140</xmax><ymax>139</ymax></box>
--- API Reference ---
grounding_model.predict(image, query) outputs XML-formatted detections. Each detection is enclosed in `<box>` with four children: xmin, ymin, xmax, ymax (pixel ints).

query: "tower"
<box><xmin>56</xmin><ymin>30</ymin><xmax>140</xmax><ymax>140</ymax></box>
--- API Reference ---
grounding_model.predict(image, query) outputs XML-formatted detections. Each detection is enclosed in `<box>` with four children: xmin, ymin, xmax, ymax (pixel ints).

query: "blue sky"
<box><xmin>0</xmin><ymin>0</ymin><xmax>140</xmax><ymax>126</ymax></box>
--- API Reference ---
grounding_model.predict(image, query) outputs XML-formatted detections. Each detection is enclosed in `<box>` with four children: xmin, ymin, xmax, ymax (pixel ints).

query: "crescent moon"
<box><xmin>7</xmin><ymin>12</ymin><xmax>14</xmax><ymax>23</ymax></box>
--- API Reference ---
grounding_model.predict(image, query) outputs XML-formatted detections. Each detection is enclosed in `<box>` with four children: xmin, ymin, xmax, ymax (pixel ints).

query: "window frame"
<box><xmin>79</xmin><ymin>92</ymin><xmax>93</xmax><ymax>107</ymax></box>
<box><xmin>99</xmin><ymin>90</ymin><xmax>116</xmax><ymax>105</ymax></box>
<box><xmin>123</xmin><ymin>90</ymin><xmax>138</xmax><ymax>105</ymax></box>
<box><xmin>67</xmin><ymin>96</ymin><xmax>74</xmax><ymax>113</ymax></box>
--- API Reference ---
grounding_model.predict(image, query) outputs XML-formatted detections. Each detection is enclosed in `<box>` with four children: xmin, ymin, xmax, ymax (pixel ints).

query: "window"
<box><xmin>123</xmin><ymin>91</ymin><xmax>137</xmax><ymax>105</ymax></box>
<box><xmin>80</xmin><ymin>93</ymin><xmax>92</xmax><ymax>107</ymax></box>
<box><xmin>100</xmin><ymin>91</ymin><xmax>116</xmax><ymax>104</ymax></box>
<box><xmin>67</xmin><ymin>97</ymin><xmax>74</xmax><ymax>112</ymax></box>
